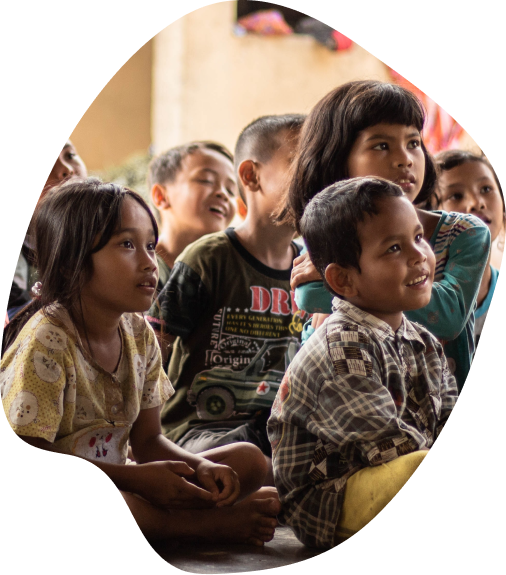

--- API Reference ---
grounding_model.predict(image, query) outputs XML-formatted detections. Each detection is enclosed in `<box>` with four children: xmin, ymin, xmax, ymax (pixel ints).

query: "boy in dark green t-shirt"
<box><xmin>148</xmin><ymin>115</ymin><xmax>307</xmax><ymax>484</ymax></box>
<box><xmin>148</xmin><ymin>141</ymin><xmax>238</xmax><ymax>293</ymax></box>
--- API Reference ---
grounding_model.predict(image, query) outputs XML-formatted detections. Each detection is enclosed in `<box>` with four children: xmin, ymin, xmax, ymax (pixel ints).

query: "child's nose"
<box><xmin>409</xmin><ymin>245</ymin><xmax>427</xmax><ymax>265</ymax></box>
<box><xmin>141</xmin><ymin>250</ymin><xmax>157</xmax><ymax>271</ymax></box>
<box><xmin>54</xmin><ymin>158</ymin><xmax>75</xmax><ymax>181</ymax></box>
<box><xmin>394</xmin><ymin>148</ymin><xmax>413</xmax><ymax>168</ymax></box>
<box><xmin>467</xmin><ymin>193</ymin><xmax>485</xmax><ymax>213</ymax></box>
<box><xmin>215</xmin><ymin>185</ymin><xmax>229</xmax><ymax>201</ymax></box>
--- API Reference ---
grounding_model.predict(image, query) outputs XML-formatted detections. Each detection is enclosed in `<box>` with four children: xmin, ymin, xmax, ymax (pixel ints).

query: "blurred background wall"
<box><xmin>70</xmin><ymin>1</ymin><xmax>478</xmax><ymax>185</ymax></box>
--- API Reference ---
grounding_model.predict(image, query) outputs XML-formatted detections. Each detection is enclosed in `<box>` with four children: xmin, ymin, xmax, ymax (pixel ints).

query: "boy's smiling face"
<box><xmin>161</xmin><ymin>148</ymin><xmax>237</xmax><ymax>235</ymax></box>
<box><xmin>332</xmin><ymin>195</ymin><xmax>435</xmax><ymax>330</ymax></box>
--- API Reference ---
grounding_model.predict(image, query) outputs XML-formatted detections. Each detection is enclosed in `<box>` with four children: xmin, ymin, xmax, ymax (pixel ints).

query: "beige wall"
<box><xmin>70</xmin><ymin>40</ymin><xmax>153</xmax><ymax>172</ymax></box>
<box><xmin>73</xmin><ymin>2</ymin><xmax>477</xmax><ymax>172</ymax></box>
<box><xmin>152</xmin><ymin>1</ymin><xmax>391</xmax><ymax>155</ymax></box>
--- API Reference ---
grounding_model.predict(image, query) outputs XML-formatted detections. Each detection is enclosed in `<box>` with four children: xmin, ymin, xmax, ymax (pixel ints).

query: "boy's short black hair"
<box><xmin>234</xmin><ymin>114</ymin><xmax>305</xmax><ymax>202</ymax></box>
<box><xmin>147</xmin><ymin>141</ymin><xmax>233</xmax><ymax>189</ymax></box>
<box><xmin>300</xmin><ymin>177</ymin><xmax>404</xmax><ymax>297</ymax></box>
<box><xmin>434</xmin><ymin>149</ymin><xmax>504</xmax><ymax>210</ymax></box>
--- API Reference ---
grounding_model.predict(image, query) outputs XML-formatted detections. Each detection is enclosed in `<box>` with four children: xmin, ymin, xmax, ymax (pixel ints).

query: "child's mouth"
<box><xmin>475</xmin><ymin>214</ymin><xmax>492</xmax><ymax>225</ymax></box>
<box><xmin>209</xmin><ymin>205</ymin><xmax>227</xmax><ymax>217</ymax></box>
<box><xmin>406</xmin><ymin>274</ymin><xmax>428</xmax><ymax>287</ymax></box>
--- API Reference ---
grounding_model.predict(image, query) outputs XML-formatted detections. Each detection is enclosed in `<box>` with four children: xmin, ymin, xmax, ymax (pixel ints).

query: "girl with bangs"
<box><xmin>1</xmin><ymin>178</ymin><xmax>280</xmax><ymax>545</ymax></box>
<box><xmin>282</xmin><ymin>80</ymin><xmax>490</xmax><ymax>391</ymax></box>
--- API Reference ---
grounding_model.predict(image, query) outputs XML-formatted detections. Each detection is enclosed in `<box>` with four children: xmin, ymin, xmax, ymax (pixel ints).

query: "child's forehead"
<box><xmin>118</xmin><ymin>196</ymin><xmax>155</xmax><ymax>232</ymax></box>
<box><xmin>180</xmin><ymin>148</ymin><xmax>234</xmax><ymax>174</ymax></box>
<box><xmin>357</xmin><ymin>122</ymin><xmax>420</xmax><ymax>138</ymax></box>
<box><xmin>358</xmin><ymin>196</ymin><xmax>417</xmax><ymax>240</ymax></box>
<box><xmin>441</xmin><ymin>160</ymin><xmax>495</xmax><ymax>183</ymax></box>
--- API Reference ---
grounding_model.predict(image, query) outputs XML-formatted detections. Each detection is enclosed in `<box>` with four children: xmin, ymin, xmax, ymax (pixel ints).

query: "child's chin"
<box><xmin>407</xmin><ymin>295</ymin><xmax>432</xmax><ymax>311</ymax></box>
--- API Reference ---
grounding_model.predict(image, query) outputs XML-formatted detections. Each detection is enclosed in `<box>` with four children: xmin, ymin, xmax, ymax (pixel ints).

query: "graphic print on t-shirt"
<box><xmin>187</xmin><ymin>285</ymin><xmax>306</xmax><ymax>421</ymax></box>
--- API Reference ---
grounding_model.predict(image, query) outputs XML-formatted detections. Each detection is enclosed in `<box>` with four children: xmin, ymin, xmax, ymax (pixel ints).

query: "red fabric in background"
<box><xmin>389</xmin><ymin>69</ymin><xmax>465</xmax><ymax>154</ymax></box>
<box><xmin>237</xmin><ymin>10</ymin><xmax>293</xmax><ymax>35</ymax></box>
<box><xmin>332</xmin><ymin>30</ymin><xmax>353</xmax><ymax>51</ymax></box>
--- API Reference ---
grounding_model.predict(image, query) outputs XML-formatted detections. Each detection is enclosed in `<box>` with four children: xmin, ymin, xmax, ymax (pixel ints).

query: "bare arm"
<box><xmin>19</xmin><ymin>433</ymin><xmax>218</xmax><ymax>509</ymax></box>
<box><xmin>129</xmin><ymin>406</ymin><xmax>240</xmax><ymax>507</ymax></box>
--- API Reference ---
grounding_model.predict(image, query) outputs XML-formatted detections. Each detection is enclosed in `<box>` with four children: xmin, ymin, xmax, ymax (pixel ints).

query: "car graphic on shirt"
<box><xmin>187</xmin><ymin>337</ymin><xmax>300</xmax><ymax>420</ymax></box>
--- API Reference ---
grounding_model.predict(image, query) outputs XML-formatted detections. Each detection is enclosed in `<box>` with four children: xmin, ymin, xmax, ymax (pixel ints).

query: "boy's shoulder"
<box><xmin>174</xmin><ymin>228</ymin><xmax>298</xmax><ymax>283</ymax></box>
<box><xmin>176</xmin><ymin>230</ymin><xmax>233</xmax><ymax>262</ymax></box>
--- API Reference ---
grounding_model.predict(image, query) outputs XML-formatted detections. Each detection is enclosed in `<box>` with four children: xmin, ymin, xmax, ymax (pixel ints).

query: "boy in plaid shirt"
<box><xmin>268</xmin><ymin>177</ymin><xmax>458</xmax><ymax>548</ymax></box>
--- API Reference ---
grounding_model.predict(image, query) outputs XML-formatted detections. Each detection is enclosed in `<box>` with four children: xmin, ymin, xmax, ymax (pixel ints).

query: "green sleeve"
<box><xmin>293</xmin><ymin>243</ymin><xmax>333</xmax><ymax>314</ymax></box>
<box><xmin>295</xmin><ymin>281</ymin><xmax>333</xmax><ymax>314</ymax></box>
<box><xmin>406</xmin><ymin>223</ymin><xmax>490</xmax><ymax>340</ymax></box>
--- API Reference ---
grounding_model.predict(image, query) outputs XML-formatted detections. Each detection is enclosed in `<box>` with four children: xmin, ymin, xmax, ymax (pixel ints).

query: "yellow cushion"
<box><xmin>335</xmin><ymin>450</ymin><xmax>428</xmax><ymax>543</ymax></box>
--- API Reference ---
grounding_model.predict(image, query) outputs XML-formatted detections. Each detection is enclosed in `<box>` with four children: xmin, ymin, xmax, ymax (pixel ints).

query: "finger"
<box><xmin>195</xmin><ymin>472</ymin><xmax>221</xmax><ymax>499</ymax></box>
<box><xmin>167</xmin><ymin>461</ymin><xmax>196</xmax><ymax>477</ymax></box>
<box><xmin>178</xmin><ymin>478</ymin><xmax>215</xmax><ymax>502</ymax></box>
<box><xmin>290</xmin><ymin>269</ymin><xmax>304</xmax><ymax>290</ymax></box>
<box><xmin>292</xmin><ymin>254</ymin><xmax>306</xmax><ymax>266</ymax></box>
<box><xmin>215</xmin><ymin>474</ymin><xmax>240</xmax><ymax>507</ymax></box>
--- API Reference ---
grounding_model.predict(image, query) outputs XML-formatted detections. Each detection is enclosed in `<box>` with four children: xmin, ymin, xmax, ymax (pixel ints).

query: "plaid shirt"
<box><xmin>267</xmin><ymin>298</ymin><xmax>458</xmax><ymax>548</ymax></box>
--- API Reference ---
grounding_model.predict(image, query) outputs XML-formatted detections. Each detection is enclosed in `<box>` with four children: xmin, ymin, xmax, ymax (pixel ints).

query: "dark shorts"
<box><xmin>176</xmin><ymin>416</ymin><xmax>272</xmax><ymax>457</ymax></box>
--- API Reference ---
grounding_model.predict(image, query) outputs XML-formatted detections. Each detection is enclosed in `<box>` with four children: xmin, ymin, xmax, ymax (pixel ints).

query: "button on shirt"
<box><xmin>267</xmin><ymin>298</ymin><xmax>458</xmax><ymax>548</ymax></box>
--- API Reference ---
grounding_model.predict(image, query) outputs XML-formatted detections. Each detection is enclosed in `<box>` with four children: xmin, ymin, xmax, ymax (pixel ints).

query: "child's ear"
<box><xmin>325</xmin><ymin>263</ymin><xmax>358</xmax><ymax>298</ymax></box>
<box><xmin>238</xmin><ymin>160</ymin><xmax>260</xmax><ymax>192</ymax></box>
<box><xmin>151</xmin><ymin>183</ymin><xmax>170</xmax><ymax>210</ymax></box>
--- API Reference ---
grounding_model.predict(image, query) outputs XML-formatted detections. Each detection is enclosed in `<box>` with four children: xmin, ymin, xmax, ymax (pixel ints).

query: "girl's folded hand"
<box><xmin>194</xmin><ymin>459</ymin><xmax>240</xmax><ymax>507</ymax></box>
<box><xmin>136</xmin><ymin>460</ymin><xmax>215</xmax><ymax>509</ymax></box>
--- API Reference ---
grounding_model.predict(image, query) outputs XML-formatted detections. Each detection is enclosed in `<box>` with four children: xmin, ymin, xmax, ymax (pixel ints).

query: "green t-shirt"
<box><xmin>148</xmin><ymin>229</ymin><xmax>306</xmax><ymax>442</ymax></box>
<box><xmin>155</xmin><ymin>254</ymin><xmax>171</xmax><ymax>294</ymax></box>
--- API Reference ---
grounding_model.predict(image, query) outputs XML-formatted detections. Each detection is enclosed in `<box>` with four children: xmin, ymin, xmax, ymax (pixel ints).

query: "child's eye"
<box><xmin>372</xmin><ymin>142</ymin><xmax>388</xmax><ymax>151</ymax></box>
<box><xmin>408</xmin><ymin>139</ymin><xmax>421</xmax><ymax>149</ymax></box>
<box><xmin>197</xmin><ymin>179</ymin><xmax>214</xmax><ymax>185</ymax></box>
<box><xmin>226</xmin><ymin>188</ymin><xmax>236</xmax><ymax>198</ymax></box>
<box><xmin>481</xmin><ymin>186</ymin><xmax>493</xmax><ymax>194</ymax></box>
<box><xmin>121</xmin><ymin>240</ymin><xmax>134</xmax><ymax>249</ymax></box>
<box><xmin>387</xmin><ymin>244</ymin><xmax>400</xmax><ymax>253</ymax></box>
<box><xmin>415</xmin><ymin>233</ymin><xmax>423</xmax><ymax>243</ymax></box>
<box><xmin>147</xmin><ymin>242</ymin><xmax>157</xmax><ymax>251</ymax></box>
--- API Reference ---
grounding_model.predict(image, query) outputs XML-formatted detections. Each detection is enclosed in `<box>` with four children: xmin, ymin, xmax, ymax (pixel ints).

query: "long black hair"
<box><xmin>280</xmin><ymin>80</ymin><xmax>438</xmax><ymax>233</ymax></box>
<box><xmin>3</xmin><ymin>177</ymin><xmax>158</xmax><ymax>354</ymax></box>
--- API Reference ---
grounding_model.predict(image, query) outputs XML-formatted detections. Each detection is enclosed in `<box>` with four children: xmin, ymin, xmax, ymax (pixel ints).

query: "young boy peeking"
<box><xmin>148</xmin><ymin>115</ymin><xmax>306</xmax><ymax>484</ymax></box>
<box><xmin>148</xmin><ymin>141</ymin><xmax>237</xmax><ymax>291</ymax></box>
<box><xmin>268</xmin><ymin>177</ymin><xmax>458</xmax><ymax>548</ymax></box>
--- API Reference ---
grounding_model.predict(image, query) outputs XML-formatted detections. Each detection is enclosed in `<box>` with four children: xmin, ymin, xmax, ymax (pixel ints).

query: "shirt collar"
<box><xmin>332</xmin><ymin>297</ymin><xmax>426</xmax><ymax>347</ymax></box>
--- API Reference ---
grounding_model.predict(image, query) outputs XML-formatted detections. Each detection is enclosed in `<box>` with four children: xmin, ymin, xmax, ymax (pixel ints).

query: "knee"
<box><xmin>230</xmin><ymin>442</ymin><xmax>269</xmax><ymax>477</ymax></box>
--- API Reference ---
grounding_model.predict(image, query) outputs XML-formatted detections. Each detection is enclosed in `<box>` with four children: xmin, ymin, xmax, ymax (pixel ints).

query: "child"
<box><xmin>8</xmin><ymin>140</ymin><xmax>87</xmax><ymax>319</ymax></box>
<box><xmin>435</xmin><ymin>150</ymin><xmax>504</xmax><ymax>345</ymax></box>
<box><xmin>283</xmin><ymin>80</ymin><xmax>490</xmax><ymax>392</ymax></box>
<box><xmin>268</xmin><ymin>177</ymin><xmax>458</xmax><ymax>549</ymax></box>
<box><xmin>148</xmin><ymin>141</ymin><xmax>237</xmax><ymax>291</ymax></box>
<box><xmin>147</xmin><ymin>114</ymin><xmax>306</xmax><ymax>483</ymax></box>
<box><xmin>1</xmin><ymin>178</ymin><xmax>280</xmax><ymax>545</ymax></box>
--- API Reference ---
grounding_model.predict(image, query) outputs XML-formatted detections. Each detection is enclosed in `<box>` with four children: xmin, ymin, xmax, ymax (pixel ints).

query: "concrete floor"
<box><xmin>150</xmin><ymin>526</ymin><xmax>324</xmax><ymax>573</ymax></box>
